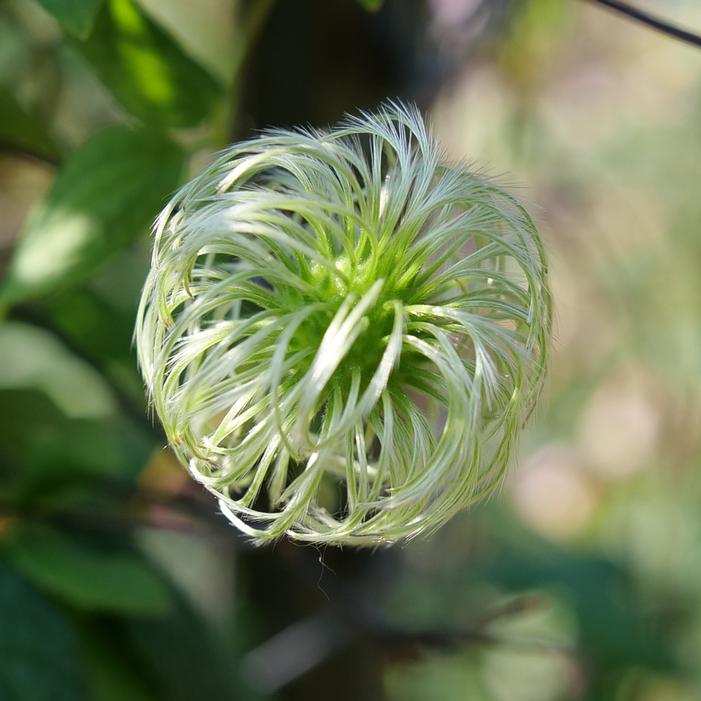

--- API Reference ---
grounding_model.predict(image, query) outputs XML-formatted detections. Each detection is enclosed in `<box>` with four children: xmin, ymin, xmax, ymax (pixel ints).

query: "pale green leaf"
<box><xmin>73</xmin><ymin>0</ymin><xmax>222</xmax><ymax>127</ymax></box>
<box><xmin>0</xmin><ymin>88</ymin><xmax>61</xmax><ymax>162</ymax></box>
<box><xmin>0</xmin><ymin>564</ymin><xmax>86</xmax><ymax>700</ymax></box>
<box><xmin>7</xmin><ymin>525</ymin><xmax>173</xmax><ymax>615</ymax></box>
<box><xmin>34</xmin><ymin>0</ymin><xmax>104</xmax><ymax>38</ymax></box>
<box><xmin>0</xmin><ymin>126</ymin><xmax>183</xmax><ymax>306</ymax></box>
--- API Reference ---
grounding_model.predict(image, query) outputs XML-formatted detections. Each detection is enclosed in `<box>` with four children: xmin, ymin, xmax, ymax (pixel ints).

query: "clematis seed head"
<box><xmin>135</xmin><ymin>102</ymin><xmax>551</xmax><ymax>546</ymax></box>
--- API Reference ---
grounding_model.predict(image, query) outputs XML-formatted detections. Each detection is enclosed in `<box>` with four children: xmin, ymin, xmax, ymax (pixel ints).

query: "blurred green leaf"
<box><xmin>0</xmin><ymin>564</ymin><xmax>86</xmax><ymax>700</ymax></box>
<box><xmin>25</xmin><ymin>280</ymin><xmax>150</xmax><ymax>425</ymax></box>
<box><xmin>0</xmin><ymin>126</ymin><xmax>183</xmax><ymax>306</ymax></box>
<box><xmin>357</xmin><ymin>0</ymin><xmax>383</xmax><ymax>11</ymax></box>
<box><xmin>478</xmin><ymin>548</ymin><xmax>677</xmax><ymax>674</ymax></box>
<box><xmin>73</xmin><ymin>0</ymin><xmax>222</xmax><ymax>127</ymax></box>
<box><xmin>128</xmin><ymin>595</ymin><xmax>263</xmax><ymax>701</ymax></box>
<box><xmin>0</xmin><ymin>387</ymin><xmax>153</xmax><ymax>504</ymax></box>
<box><xmin>7</xmin><ymin>524</ymin><xmax>173</xmax><ymax>615</ymax></box>
<box><xmin>40</xmin><ymin>288</ymin><xmax>137</xmax><ymax>361</ymax></box>
<box><xmin>37</xmin><ymin>287</ymin><xmax>145</xmax><ymax>403</ymax></box>
<box><xmin>387</xmin><ymin>515</ymin><xmax>678</xmax><ymax>695</ymax></box>
<box><xmin>0</xmin><ymin>389</ymin><xmax>67</xmax><ymax>469</ymax></box>
<box><xmin>0</xmin><ymin>322</ymin><xmax>115</xmax><ymax>418</ymax></box>
<box><xmin>0</xmin><ymin>88</ymin><xmax>62</xmax><ymax>162</ymax></box>
<box><xmin>78</xmin><ymin>624</ymin><xmax>154</xmax><ymax>701</ymax></box>
<box><xmin>384</xmin><ymin>650</ymin><xmax>487</xmax><ymax>701</ymax></box>
<box><xmin>34</xmin><ymin>0</ymin><xmax>104</xmax><ymax>39</ymax></box>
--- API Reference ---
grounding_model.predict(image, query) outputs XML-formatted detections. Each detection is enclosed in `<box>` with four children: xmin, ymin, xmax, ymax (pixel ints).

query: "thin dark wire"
<box><xmin>585</xmin><ymin>0</ymin><xmax>701</xmax><ymax>49</ymax></box>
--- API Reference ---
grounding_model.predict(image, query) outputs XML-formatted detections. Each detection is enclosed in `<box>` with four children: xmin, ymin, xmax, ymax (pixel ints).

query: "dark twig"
<box><xmin>585</xmin><ymin>0</ymin><xmax>701</xmax><ymax>49</ymax></box>
<box><xmin>242</xmin><ymin>593</ymin><xmax>576</xmax><ymax>692</ymax></box>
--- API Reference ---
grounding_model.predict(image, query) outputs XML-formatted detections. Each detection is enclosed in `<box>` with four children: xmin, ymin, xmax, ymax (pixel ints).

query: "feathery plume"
<box><xmin>135</xmin><ymin>103</ymin><xmax>551</xmax><ymax>545</ymax></box>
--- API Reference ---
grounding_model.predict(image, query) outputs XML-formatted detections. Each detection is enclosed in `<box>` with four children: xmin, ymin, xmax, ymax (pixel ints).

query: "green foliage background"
<box><xmin>1</xmin><ymin>0</ymin><xmax>701</xmax><ymax>699</ymax></box>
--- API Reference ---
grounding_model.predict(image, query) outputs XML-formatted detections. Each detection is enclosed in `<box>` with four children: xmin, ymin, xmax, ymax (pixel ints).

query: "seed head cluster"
<box><xmin>135</xmin><ymin>103</ymin><xmax>551</xmax><ymax>545</ymax></box>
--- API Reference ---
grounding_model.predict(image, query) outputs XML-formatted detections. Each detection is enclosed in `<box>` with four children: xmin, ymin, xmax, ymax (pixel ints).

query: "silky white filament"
<box><xmin>135</xmin><ymin>102</ymin><xmax>551</xmax><ymax>546</ymax></box>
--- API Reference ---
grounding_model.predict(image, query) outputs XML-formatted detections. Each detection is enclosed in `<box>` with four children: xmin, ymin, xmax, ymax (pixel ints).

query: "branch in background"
<box><xmin>241</xmin><ymin>593</ymin><xmax>574</xmax><ymax>693</ymax></box>
<box><xmin>585</xmin><ymin>0</ymin><xmax>701</xmax><ymax>49</ymax></box>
